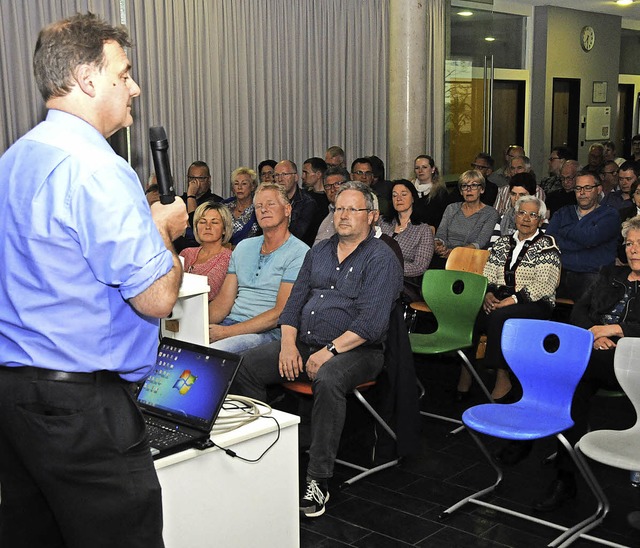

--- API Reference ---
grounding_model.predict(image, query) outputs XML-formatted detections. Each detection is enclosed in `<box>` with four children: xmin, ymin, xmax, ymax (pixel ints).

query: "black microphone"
<box><xmin>149</xmin><ymin>126</ymin><xmax>175</xmax><ymax>204</ymax></box>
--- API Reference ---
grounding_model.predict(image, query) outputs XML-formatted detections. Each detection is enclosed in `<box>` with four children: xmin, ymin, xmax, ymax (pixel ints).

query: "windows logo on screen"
<box><xmin>173</xmin><ymin>370</ymin><xmax>197</xmax><ymax>395</ymax></box>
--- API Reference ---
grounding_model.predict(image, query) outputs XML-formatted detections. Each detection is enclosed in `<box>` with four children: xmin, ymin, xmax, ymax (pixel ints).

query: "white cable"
<box><xmin>210</xmin><ymin>394</ymin><xmax>273</xmax><ymax>434</ymax></box>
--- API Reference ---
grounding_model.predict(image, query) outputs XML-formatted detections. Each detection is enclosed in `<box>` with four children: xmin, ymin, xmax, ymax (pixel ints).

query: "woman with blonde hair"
<box><xmin>179</xmin><ymin>202</ymin><xmax>233</xmax><ymax>301</ymax></box>
<box><xmin>223</xmin><ymin>167</ymin><xmax>260</xmax><ymax>244</ymax></box>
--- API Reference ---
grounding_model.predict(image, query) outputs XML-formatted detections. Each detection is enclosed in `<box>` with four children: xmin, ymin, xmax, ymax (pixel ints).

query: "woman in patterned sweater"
<box><xmin>457</xmin><ymin>195</ymin><xmax>561</xmax><ymax>401</ymax></box>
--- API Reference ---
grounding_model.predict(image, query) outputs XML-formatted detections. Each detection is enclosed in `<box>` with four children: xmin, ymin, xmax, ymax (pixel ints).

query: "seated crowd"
<box><xmin>155</xmin><ymin>141</ymin><xmax>640</xmax><ymax>519</ymax></box>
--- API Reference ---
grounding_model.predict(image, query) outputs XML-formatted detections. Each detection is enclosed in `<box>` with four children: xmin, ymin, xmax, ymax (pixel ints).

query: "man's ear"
<box><xmin>75</xmin><ymin>64</ymin><xmax>98</xmax><ymax>97</ymax></box>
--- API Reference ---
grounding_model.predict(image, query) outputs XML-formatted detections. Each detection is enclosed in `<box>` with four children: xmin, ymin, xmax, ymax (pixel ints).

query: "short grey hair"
<box><xmin>335</xmin><ymin>181</ymin><xmax>375</xmax><ymax>211</ymax></box>
<box><xmin>622</xmin><ymin>216</ymin><xmax>640</xmax><ymax>240</ymax></box>
<box><xmin>515</xmin><ymin>195</ymin><xmax>547</xmax><ymax>220</ymax></box>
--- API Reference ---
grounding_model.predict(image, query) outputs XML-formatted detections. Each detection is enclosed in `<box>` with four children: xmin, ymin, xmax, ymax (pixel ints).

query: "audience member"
<box><xmin>379</xmin><ymin>179</ymin><xmax>435</xmax><ymax>301</ymax></box>
<box><xmin>258</xmin><ymin>159</ymin><xmax>277</xmax><ymax>183</ymax></box>
<box><xmin>489</xmin><ymin>172</ymin><xmax>545</xmax><ymax>243</ymax></box>
<box><xmin>433</xmin><ymin>170</ymin><xmax>499</xmax><ymax>268</ymax></box>
<box><xmin>180</xmin><ymin>202</ymin><xmax>233</xmax><ymax>301</ymax></box>
<box><xmin>545</xmin><ymin>160</ymin><xmax>579</xmax><ymax>216</ymax></box>
<box><xmin>603</xmin><ymin>160</ymin><xmax>638</xmax><ymax>211</ymax></box>
<box><xmin>603</xmin><ymin>140</ymin><xmax>625</xmax><ymax>167</ymax></box>
<box><xmin>233</xmin><ymin>181</ymin><xmax>403</xmax><ymax>518</ymax></box>
<box><xmin>208</xmin><ymin>183</ymin><xmax>309</xmax><ymax>353</ymax></box>
<box><xmin>469</xmin><ymin>152</ymin><xmax>499</xmax><ymax>206</ymax></box>
<box><xmin>367</xmin><ymin>154</ymin><xmax>394</xmax><ymax>218</ymax></box>
<box><xmin>0</xmin><ymin>13</ymin><xmax>187</xmax><ymax>546</ymax></box>
<box><xmin>546</xmin><ymin>170</ymin><xmax>620</xmax><ymax>301</ymax></box>
<box><xmin>459</xmin><ymin>196</ymin><xmax>560</xmax><ymax>402</ymax></box>
<box><xmin>411</xmin><ymin>154</ymin><xmax>452</xmax><ymax>230</ymax></box>
<box><xmin>587</xmin><ymin>142</ymin><xmax>606</xmax><ymax>174</ymax></box>
<box><xmin>540</xmin><ymin>146</ymin><xmax>573</xmax><ymax>194</ymax></box>
<box><xmin>493</xmin><ymin>156</ymin><xmax>545</xmax><ymax>214</ymax></box>
<box><xmin>314</xmin><ymin>167</ymin><xmax>350</xmax><ymax>245</ymax></box>
<box><xmin>325</xmin><ymin>145</ymin><xmax>346</xmax><ymax>168</ymax></box>
<box><xmin>274</xmin><ymin>159</ymin><xmax>318</xmax><ymax>246</ymax></box>
<box><xmin>488</xmin><ymin>144</ymin><xmax>524</xmax><ymax>188</ymax></box>
<box><xmin>302</xmin><ymin>157</ymin><xmax>330</xmax><ymax>238</ymax></box>
<box><xmin>223</xmin><ymin>166</ymin><xmax>260</xmax><ymax>245</ymax></box>
<box><xmin>599</xmin><ymin>160</ymin><xmax>620</xmax><ymax>201</ymax></box>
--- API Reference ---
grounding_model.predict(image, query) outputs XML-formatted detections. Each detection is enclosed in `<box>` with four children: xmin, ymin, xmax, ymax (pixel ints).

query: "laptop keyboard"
<box><xmin>145</xmin><ymin>418</ymin><xmax>193</xmax><ymax>448</ymax></box>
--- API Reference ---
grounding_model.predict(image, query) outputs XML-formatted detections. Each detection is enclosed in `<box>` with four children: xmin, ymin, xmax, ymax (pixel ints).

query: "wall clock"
<box><xmin>580</xmin><ymin>26</ymin><xmax>595</xmax><ymax>52</ymax></box>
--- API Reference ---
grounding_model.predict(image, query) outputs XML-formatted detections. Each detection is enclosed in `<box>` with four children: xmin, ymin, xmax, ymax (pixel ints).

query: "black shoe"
<box><xmin>493</xmin><ymin>440</ymin><xmax>533</xmax><ymax>466</ymax></box>
<box><xmin>300</xmin><ymin>479</ymin><xmax>330</xmax><ymax>518</ymax></box>
<box><xmin>532</xmin><ymin>477</ymin><xmax>577</xmax><ymax>513</ymax></box>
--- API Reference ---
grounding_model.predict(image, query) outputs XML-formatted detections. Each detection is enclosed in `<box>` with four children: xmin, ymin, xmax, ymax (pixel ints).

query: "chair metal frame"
<box><xmin>283</xmin><ymin>380</ymin><xmax>399</xmax><ymax>487</ymax></box>
<box><xmin>409</xmin><ymin>270</ymin><xmax>493</xmax><ymax>431</ymax></box>
<box><xmin>439</xmin><ymin>319</ymin><xmax>612</xmax><ymax>548</ymax></box>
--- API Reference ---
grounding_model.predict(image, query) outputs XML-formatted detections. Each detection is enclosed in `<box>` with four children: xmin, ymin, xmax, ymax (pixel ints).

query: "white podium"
<box><xmin>156</xmin><ymin>407</ymin><xmax>300</xmax><ymax>548</ymax></box>
<box><xmin>161</xmin><ymin>272</ymin><xmax>210</xmax><ymax>346</ymax></box>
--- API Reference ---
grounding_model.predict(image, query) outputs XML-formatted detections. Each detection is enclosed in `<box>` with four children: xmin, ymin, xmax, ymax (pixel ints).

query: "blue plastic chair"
<box><xmin>440</xmin><ymin>319</ymin><xmax>601</xmax><ymax>548</ymax></box>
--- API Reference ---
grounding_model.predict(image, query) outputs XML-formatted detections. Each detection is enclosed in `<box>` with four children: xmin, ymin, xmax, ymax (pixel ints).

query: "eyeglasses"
<box><xmin>470</xmin><ymin>163</ymin><xmax>490</xmax><ymax>170</ymax></box>
<box><xmin>188</xmin><ymin>175</ymin><xmax>209</xmax><ymax>181</ymax></box>
<box><xmin>515</xmin><ymin>210</ymin><xmax>541</xmax><ymax>219</ymax></box>
<box><xmin>460</xmin><ymin>183</ymin><xmax>482</xmax><ymax>191</ymax></box>
<box><xmin>334</xmin><ymin>207</ymin><xmax>371</xmax><ymax>215</ymax></box>
<box><xmin>323</xmin><ymin>180</ymin><xmax>348</xmax><ymax>190</ymax></box>
<box><xmin>273</xmin><ymin>172</ymin><xmax>296</xmax><ymax>179</ymax></box>
<box><xmin>352</xmin><ymin>170</ymin><xmax>373</xmax><ymax>177</ymax></box>
<box><xmin>574</xmin><ymin>185</ymin><xmax>598</xmax><ymax>193</ymax></box>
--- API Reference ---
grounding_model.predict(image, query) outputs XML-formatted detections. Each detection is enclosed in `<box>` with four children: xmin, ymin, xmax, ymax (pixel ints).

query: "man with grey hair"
<box><xmin>545</xmin><ymin>159</ymin><xmax>579</xmax><ymax>216</ymax></box>
<box><xmin>493</xmin><ymin>155</ymin><xmax>546</xmax><ymax>214</ymax></box>
<box><xmin>0</xmin><ymin>12</ymin><xmax>187</xmax><ymax>547</ymax></box>
<box><xmin>313</xmin><ymin>166</ymin><xmax>350</xmax><ymax>244</ymax></box>
<box><xmin>274</xmin><ymin>159</ymin><xmax>317</xmax><ymax>245</ymax></box>
<box><xmin>234</xmin><ymin>181</ymin><xmax>403</xmax><ymax>518</ymax></box>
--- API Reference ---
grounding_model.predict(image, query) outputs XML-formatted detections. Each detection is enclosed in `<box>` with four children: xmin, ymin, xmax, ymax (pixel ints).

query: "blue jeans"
<box><xmin>210</xmin><ymin>318</ymin><xmax>280</xmax><ymax>354</ymax></box>
<box><xmin>234</xmin><ymin>339</ymin><xmax>384</xmax><ymax>479</ymax></box>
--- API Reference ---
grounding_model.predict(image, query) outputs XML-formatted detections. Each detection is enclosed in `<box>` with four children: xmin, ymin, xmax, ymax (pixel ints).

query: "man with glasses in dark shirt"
<box><xmin>274</xmin><ymin>159</ymin><xmax>317</xmax><ymax>245</ymax></box>
<box><xmin>547</xmin><ymin>170</ymin><xmax>620</xmax><ymax>301</ymax></box>
<box><xmin>234</xmin><ymin>181</ymin><xmax>403</xmax><ymax>519</ymax></box>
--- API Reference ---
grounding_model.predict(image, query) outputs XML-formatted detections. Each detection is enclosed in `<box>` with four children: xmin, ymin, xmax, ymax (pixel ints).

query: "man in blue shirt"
<box><xmin>0</xmin><ymin>13</ymin><xmax>187</xmax><ymax>547</ymax></box>
<box><xmin>234</xmin><ymin>182</ymin><xmax>404</xmax><ymax>518</ymax></box>
<box><xmin>208</xmin><ymin>183</ymin><xmax>309</xmax><ymax>353</ymax></box>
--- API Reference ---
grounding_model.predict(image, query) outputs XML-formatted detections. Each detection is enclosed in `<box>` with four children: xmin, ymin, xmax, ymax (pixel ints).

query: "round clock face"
<box><xmin>581</xmin><ymin>26</ymin><xmax>595</xmax><ymax>52</ymax></box>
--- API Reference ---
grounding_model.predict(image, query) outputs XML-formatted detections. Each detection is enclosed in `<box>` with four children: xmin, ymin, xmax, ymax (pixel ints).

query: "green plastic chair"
<box><xmin>409</xmin><ymin>269</ymin><xmax>492</xmax><ymax>426</ymax></box>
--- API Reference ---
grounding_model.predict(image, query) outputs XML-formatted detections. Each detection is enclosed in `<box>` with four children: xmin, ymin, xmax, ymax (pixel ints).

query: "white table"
<box><xmin>156</xmin><ymin>407</ymin><xmax>300</xmax><ymax>548</ymax></box>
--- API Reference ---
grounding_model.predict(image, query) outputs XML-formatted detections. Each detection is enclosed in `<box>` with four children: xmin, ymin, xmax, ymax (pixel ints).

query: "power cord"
<box><xmin>209</xmin><ymin>395</ymin><xmax>281</xmax><ymax>463</ymax></box>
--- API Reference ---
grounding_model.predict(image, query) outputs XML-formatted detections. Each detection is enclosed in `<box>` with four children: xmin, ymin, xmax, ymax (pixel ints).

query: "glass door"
<box><xmin>444</xmin><ymin>4</ymin><xmax>528</xmax><ymax>181</ymax></box>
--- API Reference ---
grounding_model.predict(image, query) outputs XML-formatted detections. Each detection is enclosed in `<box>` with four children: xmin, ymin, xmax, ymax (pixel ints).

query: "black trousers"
<box><xmin>0</xmin><ymin>367</ymin><xmax>164</xmax><ymax>548</ymax></box>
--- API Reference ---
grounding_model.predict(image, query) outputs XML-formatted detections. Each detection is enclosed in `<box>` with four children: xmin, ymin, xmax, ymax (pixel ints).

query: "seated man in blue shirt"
<box><xmin>0</xmin><ymin>14</ymin><xmax>187</xmax><ymax>548</ymax></box>
<box><xmin>546</xmin><ymin>170</ymin><xmax>620</xmax><ymax>301</ymax></box>
<box><xmin>208</xmin><ymin>183</ymin><xmax>309</xmax><ymax>353</ymax></box>
<box><xmin>234</xmin><ymin>181</ymin><xmax>404</xmax><ymax>518</ymax></box>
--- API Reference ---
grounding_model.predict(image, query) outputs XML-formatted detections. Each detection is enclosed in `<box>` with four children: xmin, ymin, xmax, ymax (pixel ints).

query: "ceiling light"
<box><xmin>457</xmin><ymin>11</ymin><xmax>473</xmax><ymax>16</ymax></box>
<box><xmin>616</xmin><ymin>0</ymin><xmax>633</xmax><ymax>5</ymax></box>
<box><xmin>485</xmin><ymin>36</ymin><xmax>496</xmax><ymax>42</ymax></box>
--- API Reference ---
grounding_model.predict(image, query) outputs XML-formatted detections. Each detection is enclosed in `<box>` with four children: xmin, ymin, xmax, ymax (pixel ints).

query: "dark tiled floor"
<box><xmin>278</xmin><ymin>354</ymin><xmax>640</xmax><ymax>548</ymax></box>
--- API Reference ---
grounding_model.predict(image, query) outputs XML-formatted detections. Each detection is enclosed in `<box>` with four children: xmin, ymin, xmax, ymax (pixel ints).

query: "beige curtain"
<box><xmin>127</xmin><ymin>0</ymin><xmax>389</xmax><ymax>197</ymax></box>
<box><xmin>425</xmin><ymin>0</ymin><xmax>446</xmax><ymax>169</ymax></box>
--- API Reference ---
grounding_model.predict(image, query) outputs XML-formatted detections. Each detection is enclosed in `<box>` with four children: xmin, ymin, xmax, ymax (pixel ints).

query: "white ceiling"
<box><xmin>512</xmin><ymin>0</ymin><xmax>640</xmax><ymax>20</ymax></box>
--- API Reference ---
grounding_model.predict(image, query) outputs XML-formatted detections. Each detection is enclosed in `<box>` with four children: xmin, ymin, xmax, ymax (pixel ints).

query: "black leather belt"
<box><xmin>0</xmin><ymin>365</ymin><xmax>122</xmax><ymax>384</ymax></box>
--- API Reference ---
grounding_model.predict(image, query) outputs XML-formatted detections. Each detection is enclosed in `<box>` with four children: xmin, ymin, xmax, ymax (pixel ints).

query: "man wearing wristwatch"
<box><xmin>234</xmin><ymin>181</ymin><xmax>403</xmax><ymax>519</ymax></box>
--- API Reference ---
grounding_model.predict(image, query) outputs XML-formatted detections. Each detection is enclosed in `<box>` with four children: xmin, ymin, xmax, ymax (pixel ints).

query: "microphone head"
<box><xmin>149</xmin><ymin>126</ymin><xmax>168</xmax><ymax>149</ymax></box>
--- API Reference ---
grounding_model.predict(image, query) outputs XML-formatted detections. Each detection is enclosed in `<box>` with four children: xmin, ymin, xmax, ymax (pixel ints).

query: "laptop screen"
<box><xmin>137</xmin><ymin>338</ymin><xmax>241</xmax><ymax>431</ymax></box>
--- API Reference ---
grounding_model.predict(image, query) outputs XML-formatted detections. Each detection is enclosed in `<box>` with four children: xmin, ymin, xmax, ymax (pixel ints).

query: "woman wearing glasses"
<box><xmin>457</xmin><ymin>196</ymin><xmax>560</xmax><ymax>402</ymax></box>
<box><xmin>432</xmin><ymin>170</ymin><xmax>499</xmax><ymax>268</ymax></box>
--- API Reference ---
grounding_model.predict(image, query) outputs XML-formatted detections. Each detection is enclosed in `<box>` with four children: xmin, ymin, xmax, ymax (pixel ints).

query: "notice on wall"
<box><xmin>585</xmin><ymin>106</ymin><xmax>611</xmax><ymax>141</ymax></box>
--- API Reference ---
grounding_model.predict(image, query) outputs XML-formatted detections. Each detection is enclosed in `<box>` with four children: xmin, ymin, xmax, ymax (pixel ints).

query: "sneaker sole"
<box><xmin>301</xmin><ymin>492</ymin><xmax>330</xmax><ymax>518</ymax></box>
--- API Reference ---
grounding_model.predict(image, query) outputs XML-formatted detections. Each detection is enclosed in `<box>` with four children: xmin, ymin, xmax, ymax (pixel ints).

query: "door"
<box><xmin>551</xmin><ymin>78</ymin><xmax>580</xmax><ymax>156</ymax></box>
